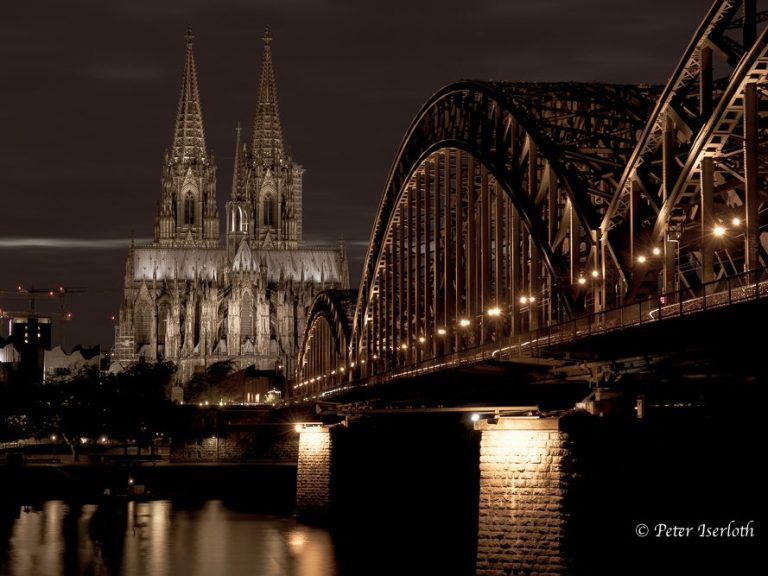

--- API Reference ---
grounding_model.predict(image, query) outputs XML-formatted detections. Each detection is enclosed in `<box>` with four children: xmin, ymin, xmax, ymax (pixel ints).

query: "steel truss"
<box><xmin>293</xmin><ymin>0</ymin><xmax>768</xmax><ymax>396</ymax></box>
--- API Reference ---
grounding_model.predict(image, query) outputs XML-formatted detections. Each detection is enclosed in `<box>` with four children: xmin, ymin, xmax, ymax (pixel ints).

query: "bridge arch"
<box><xmin>294</xmin><ymin>289</ymin><xmax>356</xmax><ymax>398</ymax></box>
<box><xmin>602</xmin><ymin>0</ymin><xmax>768</xmax><ymax>297</ymax></box>
<box><xmin>347</xmin><ymin>81</ymin><xmax>651</xmax><ymax>380</ymax></box>
<box><xmin>291</xmin><ymin>0</ymin><xmax>768</xmax><ymax>398</ymax></box>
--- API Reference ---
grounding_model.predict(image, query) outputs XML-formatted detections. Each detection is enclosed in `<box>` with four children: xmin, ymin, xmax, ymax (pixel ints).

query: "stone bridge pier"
<box><xmin>293</xmin><ymin>407</ymin><xmax>759</xmax><ymax>575</ymax></box>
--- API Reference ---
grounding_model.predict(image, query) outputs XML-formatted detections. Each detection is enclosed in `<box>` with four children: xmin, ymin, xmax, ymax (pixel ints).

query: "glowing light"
<box><xmin>732</xmin><ymin>217</ymin><xmax>741</xmax><ymax>226</ymax></box>
<box><xmin>577</xmin><ymin>277</ymin><xmax>587</xmax><ymax>285</ymax></box>
<box><xmin>50</xmin><ymin>434</ymin><xmax>57</xmax><ymax>441</ymax></box>
<box><xmin>400</xmin><ymin>343</ymin><xmax>408</xmax><ymax>350</ymax></box>
<box><xmin>295</xmin><ymin>423</ymin><xmax>323</xmax><ymax>434</ymax></box>
<box><xmin>519</xmin><ymin>296</ymin><xmax>528</xmax><ymax>305</ymax></box>
<box><xmin>437</xmin><ymin>328</ymin><xmax>447</xmax><ymax>336</ymax></box>
<box><xmin>99</xmin><ymin>435</ymin><xmax>107</xmax><ymax>444</ymax></box>
<box><xmin>528</xmin><ymin>296</ymin><xmax>536</xmax><ymax>303</ymax></box>
<box><xmin>470</xmin><ymin>413</ymin><xmax>480</xmax><ymax>422</ymax></box>
<box><xmin>652</xmin><ymin>247</ymin><xmax>661</xmax><ymax>256</ymax></box>
<box><xmin>591</xmin><ymin>270</ymin><xmax>599</xmax><ymax>278</ymax></box>
<box><xmin>459</xmin><ymin>318</ymin><xmax>471</xmax><ymax>327</ymax></box>
<box><xmin>487</xmin><ymin>307</ymin><xmax>501</xmax><ymax>317</ymax></box>
<box><xmin>713</xmin><ymin>225</ymin><xmax>726</xmax><ymax>237</ymax></box>
<box><xmin>288</xmin><ymin>530</ymin><xmax>307</xmax><ymax>550</ymax></box>
<box><xmin>418</xmin><ymin>336</ymin><xmax>426</xmax><ymax>343</ymax></box>
<box><xmin>128</xmin><ymin>477</ymin><xmax>135</xmax><ymax>485</ymax></box>
<box><xmin>637</xmin><ymin>255</ymin><xmax>647</xmax><ymax>263</ymax></box>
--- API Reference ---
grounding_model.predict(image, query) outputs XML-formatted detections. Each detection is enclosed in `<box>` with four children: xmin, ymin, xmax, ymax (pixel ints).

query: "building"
<box><xmin>0</xmin><ymin>316</ymin><xmax>52</xmax><ymax>384</ymax></box>
<box><xmin>113</xmin><ymin>28</ymin><xmax>349</xmax><ymax>383</ymax></box>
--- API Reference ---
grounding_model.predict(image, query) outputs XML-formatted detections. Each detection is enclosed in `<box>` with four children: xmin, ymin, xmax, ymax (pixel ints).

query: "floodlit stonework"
<box><xmin>113</xmin><ymin>28</ymin><xmax>349</xmax><ymax>382</ymax></box>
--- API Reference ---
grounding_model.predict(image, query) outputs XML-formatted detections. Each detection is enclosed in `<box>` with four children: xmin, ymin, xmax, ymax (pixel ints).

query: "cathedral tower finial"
<box><xmin>251</xmin><ymin>27</ymin><xmax>284</xmax><ymax>165</ymax></box>
<box><xmin>231</xmin><ymin>122</ymin><xmax>242</xmax><ymax>197</ymax></box>
<box><xmin>172</xmin><ymin>26</ymin><xmax>207</xmax><ymax>163</ymax></box>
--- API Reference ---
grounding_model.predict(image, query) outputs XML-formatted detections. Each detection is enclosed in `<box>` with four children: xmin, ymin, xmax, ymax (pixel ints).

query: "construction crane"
<box><xmin>15</xmin><ymin>285</ymin><xmax>86</xmax><ymax>314</ymax></box>
<box><xmin>1</xmin><ymin>286</ymin><xmax>86</xmax><ymax>348</ymax></box>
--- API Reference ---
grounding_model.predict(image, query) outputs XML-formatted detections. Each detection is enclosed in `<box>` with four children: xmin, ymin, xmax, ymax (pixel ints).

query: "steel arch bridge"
<box><xmin>294</xmin><ymin>0</ymin><xmax>768</xmax><ymax>399</ymax></box>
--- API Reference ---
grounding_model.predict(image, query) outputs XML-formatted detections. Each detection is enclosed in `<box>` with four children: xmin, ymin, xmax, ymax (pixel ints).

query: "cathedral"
<box><xmin>113</xmin><ymin>28</ymin><xmax>349</xmax><ymax>383</ymax></box>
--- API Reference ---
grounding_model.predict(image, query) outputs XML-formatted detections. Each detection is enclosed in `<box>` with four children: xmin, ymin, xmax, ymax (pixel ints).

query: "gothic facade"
<box><xmin>113</xmin><ymin>29</ymin><xmax>349</xmax><ymax>383</ymax></box>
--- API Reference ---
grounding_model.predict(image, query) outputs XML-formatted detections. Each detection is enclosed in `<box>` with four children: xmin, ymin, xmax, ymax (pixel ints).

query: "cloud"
<box><xmin>0</xmin><ymin>238</ymin><xmax>152</xmax><ymax>250</ymax></box>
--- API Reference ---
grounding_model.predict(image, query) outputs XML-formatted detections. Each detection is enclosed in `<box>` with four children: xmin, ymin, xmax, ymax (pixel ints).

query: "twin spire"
<box><xmin>170</xmin><ymin>26</ymin><xmax>285</xmax><ymax>166</ymax></box>
<box><xmin>251</xmin><ymin>28</ymin><xmax>285</xmax><ymax>165</ymax></box>
<box><xmin>171</xmin><ymin>26</ymin><xmax>207</xmax><ymax>163</ymax></box>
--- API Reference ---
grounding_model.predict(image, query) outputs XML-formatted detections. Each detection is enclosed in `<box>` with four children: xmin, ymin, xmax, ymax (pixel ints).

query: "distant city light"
<box><xmin>459</xmin><ymin>318</ymin><xmax>471</xmax><ymax>327</ymax></box>
<box><xmin>577</xmin><ymin>277</ymin><xmax>587</xmax><ymax>285</ymax></box>
<box><xmin>470</xmin><ymin>413</ymin><xmax>480</xmax><ymax>422</ymax></box>
<box><xmin>591</xmin><ymin>270</ymin><xmax>599</xmax><ymax>278</ymax></box>
<box><xmin>652</xmin><ymin>247</ymin><xmax>661</xmax><ymax>256</ymax></box>
<box><xmin>732</xmin><ymin>217</ymin><xmax>741</xmax><ymax>226</ymax></box>
<box><xmin>637</xmin><ymin>255</ymin><xmax>647</xmax><ymax>263</ymax></box>
<box><xmin>487</xmin><ymin>307</ymin><xmax>501</xmax><ymax>317</ymax></box>
<box><xmin>713</xmin><ymin>225</ymin><xmax>726</xmax><ymax>237</ymax></box>
<box><xmin>437</xmin><ymin>328</ymin><xmax>447</xmax><ymax>336</ymax></box>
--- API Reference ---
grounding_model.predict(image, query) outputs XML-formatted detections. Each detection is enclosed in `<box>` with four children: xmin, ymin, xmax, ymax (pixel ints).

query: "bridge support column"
<box><xmin>295</xmin><ymin>424</ymin><xmax>331</xmax><ymax>520</ymax></box>
<box><xmin>475</xmin><ymin>416</ymin><xmax>571</xmax><ymax>576</ymax></box>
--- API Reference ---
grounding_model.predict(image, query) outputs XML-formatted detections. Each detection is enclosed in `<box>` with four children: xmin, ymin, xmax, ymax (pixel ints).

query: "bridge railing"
<box><xmin>346</xmin><ymin>267</ymin><xmax>766</xmax><ymax>391</ymax></box>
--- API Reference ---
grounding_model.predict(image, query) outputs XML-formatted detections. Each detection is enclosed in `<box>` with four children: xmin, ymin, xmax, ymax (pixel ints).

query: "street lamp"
<box><xmin>486</xmin><ymin>307</ymin><xmax>502</xmax><ymax>342</ymax></box>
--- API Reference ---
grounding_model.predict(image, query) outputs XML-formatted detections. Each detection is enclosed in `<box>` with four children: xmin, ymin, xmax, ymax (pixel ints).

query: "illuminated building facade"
<box><xmin>114</xmin><ymin>29</ymin><xmax>349</xmax><ymax>382</ymax></box>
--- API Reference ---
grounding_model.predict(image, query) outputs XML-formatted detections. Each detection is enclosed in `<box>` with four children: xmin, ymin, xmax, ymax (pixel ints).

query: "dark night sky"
<box><xmin>0</xmin><ymin>0</ymin><xmax>707</xmax><ymax>350</ymax></box>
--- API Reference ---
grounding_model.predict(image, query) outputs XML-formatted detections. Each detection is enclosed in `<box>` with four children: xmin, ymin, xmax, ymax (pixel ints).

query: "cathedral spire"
<box><xmin>231</xmin><ymin>122</ymin><xmax>242</xmax><ymax>198</ymax></box>
<box><xmin>172</xmin><ymin>26</ymin><xmax>207</xmax><ymax>163</ymax></box>
<box><xmin>251</xmin><ymin>27</ymin><xmax>285</xmax><ymax>165</ymax></box>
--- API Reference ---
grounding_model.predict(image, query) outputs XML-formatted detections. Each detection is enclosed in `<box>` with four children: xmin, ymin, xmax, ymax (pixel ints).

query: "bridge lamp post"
<box><xmin>458</xmin><ymin>318</ymin><xmax>471</xmax><ymax>350</ymax></box>
<box><xmin>519</xmin><ymin>295</ymin><xmax>536</xmax><ymax>324</ymax></box>
<box><xmin>436</xmin><ymin>327</ymin><xmax>447</xmax><ymax>356</ymax></box>
<box><xmin>486</xmin><ymin>307</ymin><xmax>502</xmax><ymax>343</ymax></box>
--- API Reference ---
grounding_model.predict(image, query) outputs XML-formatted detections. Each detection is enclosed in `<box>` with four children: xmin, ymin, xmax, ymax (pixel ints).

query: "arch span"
<box><xmin>348</xmin><ymin>81</ymin><xmax>652</xmax><ymax>380</ymax></box>
<box><xmin>294</xmin><ymin>290</ymin><xmax>356</xmax><ymax>398</ymax></box>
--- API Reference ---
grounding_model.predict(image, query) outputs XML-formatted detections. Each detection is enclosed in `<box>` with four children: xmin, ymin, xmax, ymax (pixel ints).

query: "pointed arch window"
<box><xmin>135</xmin><ymin>302</ymin><xmax>152</xmax><ymax>346</ymax></box>
<box><xmin>263</xmin><ymin>194</ymin><xmax>274</xmax><ymax>227</ymax></box>
<box><xmin>157</xmin><ymin>302</ymin><xmax>171</xmax><ymax>344</ymax></box>
<box><xmin>238</xmin><ymin>206</ymin><xmax>247</xmax><ymax>232</ymax></box>
<box><xmin>184</xmin><ymin>192</ymin><xmax>195</xmax><ymax>225</ymax></box>
<box><xmin>241</xmin><ymin>292</ymin><xmax>254</xmax><ymax>337</ymax></box>
<box><xmin>232</xmin><ymin>205</ymin><xmax>240</xmax><ymax>232</ymax></box>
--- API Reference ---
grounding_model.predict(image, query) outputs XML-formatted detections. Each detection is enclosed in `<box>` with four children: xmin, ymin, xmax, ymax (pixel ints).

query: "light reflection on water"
<box><xmin>2</xmin><ymin>500</ymin><xmax>337</xmax><ymax>576</ymax></box>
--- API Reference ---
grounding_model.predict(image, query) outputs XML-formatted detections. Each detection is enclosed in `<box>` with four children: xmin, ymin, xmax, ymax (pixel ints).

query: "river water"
<box><xmin>0</xmin><ymin>500</ymin><xmax>338</xmax><ymax>576</ymax></box>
